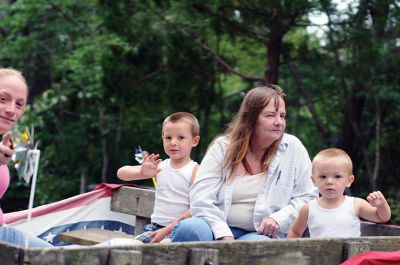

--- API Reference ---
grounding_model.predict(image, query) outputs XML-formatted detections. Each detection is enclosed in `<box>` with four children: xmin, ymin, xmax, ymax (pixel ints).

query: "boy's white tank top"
<box><xmin>308</xmin><ymin>196</ymin><xmax>360</xmax><ymax>238</ymax></box>
<box><xmin>151</xmin><ymin>159</ymin><xmax>197</xmax><ymax>226</ymax></box>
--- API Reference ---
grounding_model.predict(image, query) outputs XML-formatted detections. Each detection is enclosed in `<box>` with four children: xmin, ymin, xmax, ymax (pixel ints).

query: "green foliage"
<box><xmin>387</xmin><ymin>199</ymin><xmax>400</xmax><ymax>225</ymax></box>
<box><xmin>0</xmin><ymin>0</ymin><xmax>399</xmax><ymax>214</ymax></box>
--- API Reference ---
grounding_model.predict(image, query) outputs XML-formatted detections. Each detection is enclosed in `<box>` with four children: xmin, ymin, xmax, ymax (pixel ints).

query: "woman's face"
<box><xmin>0</xmin><ymin>75</ymin><xmax>27</xmax><ymax>133</ymax></box>
<box><xmin>252</xmin><ymin>97</ymin><xmax>286</xmax><ymax>146</ymax></box>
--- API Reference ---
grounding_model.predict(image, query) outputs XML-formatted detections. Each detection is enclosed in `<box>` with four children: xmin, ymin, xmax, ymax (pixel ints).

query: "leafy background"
<box><xmin>0</xmin><ymin>0</ymin><xmax>399</xmax><ymax>222</ymax></box>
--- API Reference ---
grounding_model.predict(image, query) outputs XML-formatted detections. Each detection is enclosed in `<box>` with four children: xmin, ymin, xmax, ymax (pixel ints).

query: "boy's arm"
<box><xmin>117</xmin><ymin>165</ymin><xmax>145</xmax><ymax>181</ymax></box>
<box><xmin>287</xmin><ymin>203</ymin><xmax>309</xmax><ymax>238</ymax></box>
<box><xmin>357</xmin><ymin>191</ymin><xmax>391</xmax><ymax>223</ymax></box>
<box><xmin>117</xmin><ymin>153</ymin><xmax>162</xmax><ymax>181</ymax></box>
<box><xmin>150</xmin><ymin>210</ymin><xmax>192</xmax><ymax>243</ymax></box>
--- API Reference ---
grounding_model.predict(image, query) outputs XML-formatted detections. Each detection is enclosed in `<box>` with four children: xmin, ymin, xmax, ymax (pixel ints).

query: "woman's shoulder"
<box><xmin>210</xmin><ymin>135</ymin><xmax>229</xmax><ymax>148</ymax></box>
<box><xmin>203</xmin><ymin>135</ymin><xmax>229</xmax><ymax>158</ymax></box>
<box><xmin>281</xmin><ymin>133</ymin><xmax>307</xmax><ymax>149</ymax></box>
<box><xmin>282</xmin><ymin>133</ymin><xmax>302</xmax><ymax>143</ymax></box>
<box><xmin>213</xmin><ymin>134</ymin><xmax>228</xmax><ymax>142</ymax></box>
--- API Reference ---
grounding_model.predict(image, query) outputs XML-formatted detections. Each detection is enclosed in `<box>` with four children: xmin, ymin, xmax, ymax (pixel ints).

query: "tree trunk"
<box><xmin>99</xmin><ymin>107</ymin><xmax>108</xmax><ymax>183</ymax></box>
<box><xmin>265</xmin><ymin>38</ymin><xmax>281</xmax><ymax>84</ymax></box>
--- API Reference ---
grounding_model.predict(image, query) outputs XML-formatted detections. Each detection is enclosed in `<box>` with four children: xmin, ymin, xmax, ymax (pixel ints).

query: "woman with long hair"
<box><xmin>172</xmin><ymin>85</ymin><xmax>318</xmax><ymax>241</ymax></box>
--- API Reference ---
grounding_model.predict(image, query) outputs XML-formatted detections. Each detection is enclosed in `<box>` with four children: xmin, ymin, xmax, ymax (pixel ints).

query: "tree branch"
<box><xmin>285</xmin><ymin>56</ymin><xmax>331</xmax><ymax>143</ymax></box>
<box><xmin>135</xmin><ymin>67</ymin><xmax>165</xmax><ymax>85</ymax></box>
<box><xmin>149</xmin><ymin>7</ymin><xmax>264</xmax><ymax>82</ymax></box>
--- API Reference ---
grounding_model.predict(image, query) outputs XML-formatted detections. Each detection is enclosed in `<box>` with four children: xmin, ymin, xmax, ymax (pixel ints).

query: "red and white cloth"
<box><xmin>4</xmin><ymin>183</ymin><xmax>138</xmax><ymax>246</ymax></box>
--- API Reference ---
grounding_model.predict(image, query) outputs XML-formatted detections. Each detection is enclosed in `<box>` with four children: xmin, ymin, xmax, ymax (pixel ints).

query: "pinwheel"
<box><xmin>134</xmin><ymin>146</ymin><xmax>157</xmax><ymax>188</ymax></box>
<box><xmin>11</xmin><ymin>126</ymin><xmax>41</xmax><ymax>248</ymax></box>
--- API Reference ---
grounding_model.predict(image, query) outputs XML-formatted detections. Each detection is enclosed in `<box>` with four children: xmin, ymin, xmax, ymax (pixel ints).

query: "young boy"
<box><xmin>117</xmin><ymin>112</ymin><xmax>200</xmax><ymax>243</ymax></box>
<box><xmin>288</xmin><ymin>148</ymin><xmax>391</xmax><ymax>238</ymax></box>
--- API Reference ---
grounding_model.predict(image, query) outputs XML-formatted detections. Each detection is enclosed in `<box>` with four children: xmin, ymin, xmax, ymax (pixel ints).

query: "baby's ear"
<box><xmin>310</xmin><ymin>175</ymin><xmax>316</xmax><ymax>185</ymax></box>
<box><xmin>346</xmin><ymin>174</ymin><xmax>355</xmax><ymax>187</ymax></box>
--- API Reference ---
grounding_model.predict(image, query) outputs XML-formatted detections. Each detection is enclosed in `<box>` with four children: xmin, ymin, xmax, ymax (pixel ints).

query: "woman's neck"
<box><xmin>248</xmin><ymin>140</ymin><xmax>271</xmax><ymax>159</ymax></box>
<box><xmin>239</xmin><ymin>144</ymin><xmax>266</xmax><ymax>175</ymax></box>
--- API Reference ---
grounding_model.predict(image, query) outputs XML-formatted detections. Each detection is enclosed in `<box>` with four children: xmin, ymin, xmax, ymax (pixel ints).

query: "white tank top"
<box><xmin>308</xmin><ymin>196</ymin><xmax>360</xmax><ymax>238</ymax></box>
<box><xmin>151</xmin><ymin>159</ymin><xmax>197</xmax><ymax>226</ymax></box>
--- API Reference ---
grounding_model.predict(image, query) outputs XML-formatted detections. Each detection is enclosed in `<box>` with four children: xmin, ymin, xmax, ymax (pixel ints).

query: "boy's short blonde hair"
<box><xmin>312</xmin><ymin>148</ymin><xmax>353</xmax><ymax>175</ymax></box>
<box><xmin>0</xmin><ymin>67</ymin><xmax>29</xmax><ymax>96</ymax></box>
<box><xmin>162</xmin><ymin>112</ymin><xmax>200</xmax><ymax>137</ymax></box>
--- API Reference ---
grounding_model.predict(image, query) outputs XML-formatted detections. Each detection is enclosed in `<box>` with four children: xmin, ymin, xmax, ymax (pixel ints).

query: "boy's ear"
<box><xmin>346</xmin><ymin>174</ymin><xmax>355</xmax><ymax>187</ymax></box>
<box><xmin>192</xmin><ymin>136</ymin><xmax>200</xmax><ymax>147</ymax></box>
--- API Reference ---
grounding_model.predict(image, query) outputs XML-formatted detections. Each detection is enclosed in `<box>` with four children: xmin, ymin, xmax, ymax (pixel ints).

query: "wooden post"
<box><xmin>189</xmin><ymin>248</ymin><xmax>219</xmax><ymax>265</ymax></box>
<box><xmin>111</xmin><ymin>187</ymin><xmax>155</xmax><ymax>235</ymax></box>
<box><xmin>344</xmin><ymin>240</ymin><xmax>370</xmax><ymax>259</ymax></box>
<box><xmin>0</xmin><ymin>242</ymin><xmax>22</xmax><ymax>265</ymax></box>
<box><xmin>110</xmin><ymin>249</ymin><xmax>142</xmax><ymax>265</ymax></box>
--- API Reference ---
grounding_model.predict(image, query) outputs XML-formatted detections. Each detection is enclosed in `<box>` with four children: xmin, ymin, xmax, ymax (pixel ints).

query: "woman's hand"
<box><xmin>257</xmin><ymin>217</ymin><xmax>280</xmax><ymax>237</ymax></box>
<box><xmin>0</xmin><ymin>132</ymin><xmax>13</xmax><ymax>165</ymax></box>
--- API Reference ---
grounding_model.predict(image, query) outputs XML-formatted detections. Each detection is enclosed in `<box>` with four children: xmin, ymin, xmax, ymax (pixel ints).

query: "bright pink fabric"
<box><xmin>341</xmin><ymin>251</ymin><xmax>400</xmax><ymax>265</ymax></box>
<box><xmin>0</xmin><ymin>165</ymin><xmax>10</xmax><ymax>226</ymax></box>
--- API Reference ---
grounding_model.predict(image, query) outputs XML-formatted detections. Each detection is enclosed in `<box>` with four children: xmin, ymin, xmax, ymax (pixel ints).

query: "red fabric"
<box><xmin>341</xmin><ymin>251</ymin><xmax>400</xmax><ymax>265</ymax></box>
<box><xmin>5</xmin><ymin>183</ymin><xmax>145</xmax><ymax>224</ymax></box>
<box><xmin>93</xmin><ymin>182</ymin><xmax>143</xmax><ymax>191</ymax></box>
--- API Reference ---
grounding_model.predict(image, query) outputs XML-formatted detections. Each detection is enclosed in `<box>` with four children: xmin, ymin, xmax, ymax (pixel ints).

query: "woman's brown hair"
<box><xmin>223</xmin><ymin>85</ymin><xmax>286</xmax><ymax>180</ymax></box>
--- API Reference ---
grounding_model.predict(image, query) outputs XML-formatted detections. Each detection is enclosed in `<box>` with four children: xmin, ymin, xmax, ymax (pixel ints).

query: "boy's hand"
<box><xmin>149</xmin><ymin>226</ymin><xmax>171</xmax><ymax>243</ymax></box>
<box><xmin>140</xmin><ymin>153</ymin><xmax>162</xmax><ymax>177</ymax></box>
<box><xmin>367</xmin><ymin>191</ymin><xmax>387</xmax><ymax>207</ymax></box>
<box><xmin>0</xmin><ymin>132</ymin><xmax>14</xmax><ymax>165</ymax></box>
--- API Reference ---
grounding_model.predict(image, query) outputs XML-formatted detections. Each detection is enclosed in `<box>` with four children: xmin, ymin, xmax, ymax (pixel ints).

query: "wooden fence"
<box><xmin>1</xmin><ymin>186</ymin><xmax>399</xmax><ymax>265</ymax></box>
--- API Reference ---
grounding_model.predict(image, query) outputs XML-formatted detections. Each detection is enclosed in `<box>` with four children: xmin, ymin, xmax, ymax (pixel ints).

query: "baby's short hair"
<box><xmin>162</xmin><ymin>112</ymin><xmax>200</xmax><ymax>137</ymax></box>
<box><xmin>312</xmin><ymin>148</ymin><xmax>353</xmax><ymax>175</ymax></box>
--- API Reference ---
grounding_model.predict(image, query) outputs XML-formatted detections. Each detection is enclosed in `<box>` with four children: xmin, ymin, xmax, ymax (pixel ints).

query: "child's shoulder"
<box><xmin>300</xmin><ymin>201</ymin><xmax>311</xmax><ymax>212</ymax></box>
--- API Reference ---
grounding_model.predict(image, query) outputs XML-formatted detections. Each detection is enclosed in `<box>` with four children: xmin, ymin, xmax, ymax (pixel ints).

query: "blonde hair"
<box><xmin>0</xmin><ymin>67</ymin><xmax>29</xmax><ymax>96</ymax></box>
<box><xmin>162</xmin><ymin>112</ymin><xmax>200</xmax><ymax>137</ymax></box>
<box><xmin>223</xmin><ymin>85</ymin><xmax>286</xmax><ymax>180</ymax></box>
<box><xmin>312</xmin><ymin>148</ymin><xmax>353</xmax><ymax>175</ymax></box>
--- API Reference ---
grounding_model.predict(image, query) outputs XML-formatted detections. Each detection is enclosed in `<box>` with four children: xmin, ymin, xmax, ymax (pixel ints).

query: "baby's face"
<box><xmin>312</xmin><ymin>160</ymin><xmax>354</xmax><ymax>199</ymax></box>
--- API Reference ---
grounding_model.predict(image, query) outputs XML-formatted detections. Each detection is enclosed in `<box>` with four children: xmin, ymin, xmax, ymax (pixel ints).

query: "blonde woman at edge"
<box><xmin>0</xmin><ymin>68</ymin><xmax>52</xmax><ymax>247</ymax></box>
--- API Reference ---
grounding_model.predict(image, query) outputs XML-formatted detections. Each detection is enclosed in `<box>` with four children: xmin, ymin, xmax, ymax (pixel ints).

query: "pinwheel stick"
<box><xmin>134</xmin><ymin>146</ymin><xmax>157</xmax><ymax>188</ymax></box>
<box><xmin>24</xmin><ymin>149</ymin><xmax>40</xmax><ymax>248</ymax></box>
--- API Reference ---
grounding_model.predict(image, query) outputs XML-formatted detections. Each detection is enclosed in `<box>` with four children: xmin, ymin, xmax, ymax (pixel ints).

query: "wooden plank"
<box><xmin>189</xmin><ymin>248</ymin><xmax>219</xmax><ymax>265</ymax></box>
<box><xmin>0</xmin><ymin>241</ymin><xmax>23</xmax><ymax>265</ymax></box>
<box><xmin>112</xmin><ymin>186</ymin><xmax>155</xmax><ymax>235</ymax></box>
<box><xmin>139</xmin><ymin>237</ymin><xmax>400</xmax><ymax>265</ymax></box>
<box><xmin>361</xmin><ymin>221</ymin><xmax>400</xmax><ymax>236</ymax></box>
<box><xmin>25</xmin><ymin>247</ymin><xmax>110</xmax><ymax>265</ymax></box>
<box><xmin>111</xmin><ymin>186</ymin><xmax>155</xmax><ymax>218</ymax></box>
<box><xmin>139</xmin><ymin>239</ymin><xmax>345</xmax><ymax>265</ymax></box>
<box><xmin>58</xmin><ymin>228</ymin><xmax>133</xmax><ymax>246</ymax></box>
<box><xmin>110</xmin><ymin>249</ymin><xmax>142</xmax><ymax>265</ymax></box>
<box><xmin>16</xmin><ymin>236</ymin><xmax>400</xmax><ymax>265</ymax></box>
<box><xmin>343</xmin><ymin>240</ymin><xmax>370</xmax><ymax>259</ymax></box>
